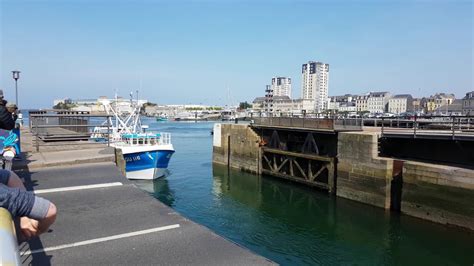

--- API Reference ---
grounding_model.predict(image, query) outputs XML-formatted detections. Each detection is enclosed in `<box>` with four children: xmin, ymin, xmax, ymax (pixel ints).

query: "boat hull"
<box><xmin>122</xmin><ymin>148</ymin><xmax>174</xmax><ymax>180</ymax></box>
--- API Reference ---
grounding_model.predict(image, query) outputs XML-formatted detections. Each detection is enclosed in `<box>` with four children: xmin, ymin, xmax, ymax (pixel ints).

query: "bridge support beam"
<box><xmin>261</xmin><ymin>147</ymin><xmax>336</xmax><ymax>194</ymax></box>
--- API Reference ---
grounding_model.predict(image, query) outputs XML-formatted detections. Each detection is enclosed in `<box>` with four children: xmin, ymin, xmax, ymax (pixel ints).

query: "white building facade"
<box><xmin>272</xmin><ymin>98</ymin><xmax>315</xmax><ymax>115</ymax></box>
<box><xmin>356</xmin><ymin>94</ymin><xmax>369</xmax><ymax>112</ymax></box>
<box><xmin>339</xmin><ymin>103</ymin><xmax>357</xmax><ymax>112</ymax></box>
<box><xmin>271</xmin><ymin>77</ymin><xmax>292</xmax><ymax>97</ymax></box>
<box><xmin>301</xmin><ymin>61</ymin><xmax>329</xmax><ymax>113</ymax></box>
<box><xmin>327</xmin><ymin>94</ymin><xmax>354</xmax><ymax>112</ymax></box>
<box><xmin>367</xmin><ymin>92</ymin><xmax>391</xmax><ymax>114</ymax></box>
<box><xmin>388</xmin><ymin>94</ymin><xmax>413</xmax><ymax>114</ymax></box>
<box><xmin>462</xmin><ymin>91</ymin><xmax>473</xmax><ymax>115</ymax></box>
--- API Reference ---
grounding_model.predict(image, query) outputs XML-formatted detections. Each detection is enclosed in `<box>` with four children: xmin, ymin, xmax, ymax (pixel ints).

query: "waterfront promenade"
<box><xmin>11</xmin><ymin>129</ymin><xmax>273</xmax><ymax>265</ymax></box>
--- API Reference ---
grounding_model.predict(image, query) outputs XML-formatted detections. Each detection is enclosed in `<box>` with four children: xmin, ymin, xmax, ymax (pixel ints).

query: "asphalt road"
<box><xmin>18</xmin><ymin>162</ymin><xmax>273</xmax><ymax>265</ymax></box>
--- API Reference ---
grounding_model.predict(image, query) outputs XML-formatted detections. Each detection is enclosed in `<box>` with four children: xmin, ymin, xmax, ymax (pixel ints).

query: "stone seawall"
<box><xmin>212</xmin><ymin>124</ymin><xmax>261</xmax><ymax>173</ymax></box>
<box><xmin>337</xmin><ymin>131</ymin><xmax>474</xmax><ymax>230</ymax></box>
<box><xmin>402</xmin><ymin>161</ymin><xmax>474</xmax><ymax>230</ymax></box>
<box><xmin>337</xmin><ymin>132</ymin><xmax>394</xmax><ymax>209</ymax></box>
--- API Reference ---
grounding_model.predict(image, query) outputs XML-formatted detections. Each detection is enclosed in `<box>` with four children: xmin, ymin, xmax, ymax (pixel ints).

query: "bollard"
<box><xmin>35</xmin><ymin>125</ymin><xmax>40</xmax><ymax>152</ymax></box>
<box><xmin>107</xmin><ymin>123</ymin><xmax>111</xmax><ymax>147</ymax></box>
<box><xmin>413</xmin><ymin>115</ymin><xmax>417</xmax><ymax>138</ymax></box>
<box><xmin>381</xmin><ymin>118</ymin><xmax>384</xmax><ymax>135</ymax></box>
<box><xmin>451</xmin><ymin>116</ymin><xmax>455</xmax><ymax>140</ymax></box>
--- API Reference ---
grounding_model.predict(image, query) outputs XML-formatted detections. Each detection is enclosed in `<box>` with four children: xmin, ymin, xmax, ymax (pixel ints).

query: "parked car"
<box><xmin>383</xmin><ymin>113</ymin><xmax>396</xmax><ymax>118</ymax></box>
<box><xmin>397</xmin><ymin>112</ymin><xmax>416</xmax><ymax>119</ymax></box>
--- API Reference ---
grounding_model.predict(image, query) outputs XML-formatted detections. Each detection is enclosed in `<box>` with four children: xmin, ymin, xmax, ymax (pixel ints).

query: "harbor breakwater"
<box><xmin>212</xmin><ymin>123</ymin><xmax>474</xmax><ymax>230</ymax></box>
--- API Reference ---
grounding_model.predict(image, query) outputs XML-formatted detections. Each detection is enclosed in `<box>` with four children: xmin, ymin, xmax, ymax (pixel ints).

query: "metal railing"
<box><xmin>380</xmin><ymin>115</ymin><xmax>474</xmax><ymax>140</ymax></box>
<box><xmin>29</xmin><ymin>111</ymin><xmax>113</xmax><ymax>152</ymax></box>
<box><xmin>112</xmin><ymin>132</ymin><xmax>172</xmax><ymax>147</ymax></box>
<box><xmin>251</xmin><ymin>117</ymin><xmax>363</xmax><ymax>131</ymax></box>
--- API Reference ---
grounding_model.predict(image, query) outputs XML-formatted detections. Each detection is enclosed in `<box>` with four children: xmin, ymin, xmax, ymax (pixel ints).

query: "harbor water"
<box><xmin>134</xmin><ymin>119</ymin><xmax>474</xmax><ymax>265</ymax></box>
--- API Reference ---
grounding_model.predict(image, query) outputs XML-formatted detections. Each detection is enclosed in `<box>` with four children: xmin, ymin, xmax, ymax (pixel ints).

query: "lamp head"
<box><xmin>12</xmin><ymin>70</ymin><xmax>20</xmax><ymax>80</ymax></box>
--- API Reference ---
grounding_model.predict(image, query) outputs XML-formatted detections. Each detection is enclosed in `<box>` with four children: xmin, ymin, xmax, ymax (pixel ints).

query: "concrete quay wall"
<box><xmin>337</xmin><ymin>131</ymin><xmax>474</xmax><ymax>230</ymax></box>
<box><xmin>337</xmin><ymin>132</ymin><xmax>393</xmax><ymax>209</ymax></box>
<box><xmin>402</xmin><ymin>161</ymin><xmax>474</xmax><ymax>230</ymax></box>
<box><xmin>212</xmin><ymin>124</ymin><xmax>261</xmax><ymax>174</ymax></box>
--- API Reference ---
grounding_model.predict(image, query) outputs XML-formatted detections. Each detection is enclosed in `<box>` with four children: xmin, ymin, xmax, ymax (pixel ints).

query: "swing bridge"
<box><xmin>250</xmin><ymin>116</ymin><xmax>474</xmax><ymax>193</ymax></box>
<box><xmin>251</xmin><ymin>117</ymin><xmax>362</xmax><ymax>193</ymax></box>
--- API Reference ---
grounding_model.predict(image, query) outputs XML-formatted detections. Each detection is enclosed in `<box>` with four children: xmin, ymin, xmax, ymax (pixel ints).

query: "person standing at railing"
<box><xmin>5</xmin><ymin>103</ymin><xmax>21</xmax><ymax>157</ymax></box>
<box><xmin>0</xmin><ymin>169</ymin><xmax>57</xmax><ymax>240</ymax></box>
<box><xmin>0</xmin><ymin>90</ymin><xmax>15</xmax><ymax>130</ymax></box>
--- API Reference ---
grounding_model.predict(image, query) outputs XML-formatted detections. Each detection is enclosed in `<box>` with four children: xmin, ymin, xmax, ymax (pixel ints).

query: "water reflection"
<box><xmin>133</xmin><ymin>178</ymin><xmax>175</xmax><ymax>207</ymax></box>
<box><xmin>210</xmin><ymin>164</ymin><xmax>474</xmax><ymax>265</ymax></box>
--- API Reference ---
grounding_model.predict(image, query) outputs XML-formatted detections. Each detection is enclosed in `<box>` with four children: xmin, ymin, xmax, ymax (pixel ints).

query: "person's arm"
<box><xmin>0</xmin><ymin>170</ymin><xmax>57</xmax><ymax>239</ymax></box>
<box><xmin>20</xmin><ymin>202</ymin><xmax>57</xmax><ymax>237</ymax></box>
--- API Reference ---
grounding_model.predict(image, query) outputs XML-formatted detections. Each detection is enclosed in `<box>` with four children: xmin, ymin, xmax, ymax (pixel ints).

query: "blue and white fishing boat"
<box><xmin>114</xmin><ymin>132</ymin><xmax>174</xmax><ymax>179</ymax></box>
<box><xmin>97</xmin><ymin>95</ymin><xmax>175</xmax><ymax>180</ymax></box>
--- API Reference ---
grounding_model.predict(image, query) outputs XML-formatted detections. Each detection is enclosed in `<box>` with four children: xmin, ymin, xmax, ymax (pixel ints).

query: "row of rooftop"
<box><xmin>53</xmin><ymin>90</ymin><xmax>473</xmax><ymax>117</ymax></box>
<box><xmin>253</xmin><ymin>91</ymin><xmax>473</xmax><ymax>116</ymax></box>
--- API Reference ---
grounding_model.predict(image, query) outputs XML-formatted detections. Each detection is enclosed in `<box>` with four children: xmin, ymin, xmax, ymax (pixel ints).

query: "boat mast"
<box><xmin>115</xmin><ymin>90</ymin><xmax>119</xmax><ymax>132</ymax></box>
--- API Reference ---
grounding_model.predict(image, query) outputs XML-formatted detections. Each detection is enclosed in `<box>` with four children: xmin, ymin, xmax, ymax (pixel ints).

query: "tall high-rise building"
<box><xmin>301</xmin><ymin>61</ymin><xmax>329</xmax><ymax>112</ymax></box>
<box><xmin>264</xmin><ymin>85</ymin><xmax>274</xmax><ymax>114</ymax></box>
<box><xmin>271</xmin><ymin>77</ymin><xmax>292</xmax><ymax>97</ymax></box>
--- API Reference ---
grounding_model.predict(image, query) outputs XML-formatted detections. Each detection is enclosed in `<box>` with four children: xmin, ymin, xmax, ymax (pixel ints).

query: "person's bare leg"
<box><xmin>6</xmin><ymin>171</ymin><xmax>25</xmax><ymax>190</ymax></box>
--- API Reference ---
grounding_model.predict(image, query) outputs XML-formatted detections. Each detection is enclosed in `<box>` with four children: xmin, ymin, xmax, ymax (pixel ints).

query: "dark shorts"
<box><xmin>0</xmin><ymin>169</ymin><xmax>10</xmax><ymax>184</ymax></box>
<box><xmin>0</xmin><ymin>170</ymin><xmax>51</xmax><ymax>219</ymax></box>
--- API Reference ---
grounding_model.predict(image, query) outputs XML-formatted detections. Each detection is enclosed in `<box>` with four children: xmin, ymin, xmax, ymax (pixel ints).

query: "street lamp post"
<box><xmin>11</xmin><ymin>70</ymin><xmax>20</xmax><ymax>108</ymax></box>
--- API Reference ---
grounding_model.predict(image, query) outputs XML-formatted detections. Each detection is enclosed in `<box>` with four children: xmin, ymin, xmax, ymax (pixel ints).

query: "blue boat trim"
<box><xmin>124</xmin><ymin>150</ymin><xmax>175</xmax><ymax>172</ymax></box>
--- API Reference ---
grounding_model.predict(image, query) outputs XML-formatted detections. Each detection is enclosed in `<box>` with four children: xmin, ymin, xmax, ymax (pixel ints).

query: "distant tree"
<box><xmin>53</xmin><ymin>102</ymin><xmax>76</xmax><ymax>110</ymax></box>
<box><xmin>185</xmin><ymin>107</ymin><xmax>204</xmax><ymax>111</ymax></box>
<box><xmin>239</xmin><ymin>101</ymin><xmax>252</xmax><ymax>110</ymax></box>
<box><xmin>140</xmin><ymin>102</ymin><xmax>158</xmax><ymax>114</ymax></box>
<box><xmin>143</xmin><ymin>102</ymin><xmax>157</xmax><ymax>107</ymax></box>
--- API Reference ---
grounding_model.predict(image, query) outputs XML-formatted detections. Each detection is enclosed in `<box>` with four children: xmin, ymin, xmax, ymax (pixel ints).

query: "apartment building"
<box><xmin>271</xmin><ymin>77</ymin><xmax>292</xmax><ymax>97</ymax></box>
<box><xmin>264</xmin><ymin>85</ymin><xmax>274</xmax><ymax>114</ymax></box>
<box><xmin>301</xmin><ymin>61</ymin><xmax>329</xmax><ymax>112</ymax></box>
<box><xmin>355</xmin><ymin>94</ymin><xmax>369</xmax><ymax>112</ymax></box>
<box><xmin>367</xmin><ymin>92</ymin><xmax>391</xmax><ymax>114</ymax></box>
<box><xmin>388</xmin><ymin>94</ymin><xmax>414</xmax><ymax>114</ymax></box>
<box><xmin>327</xmin><ymin>94</ymin><xmax>355</xmax><ymax>111</ymax></box>
<box><xmin>462</xmin><ymin>91</ymin><xmax>473</xmax><ymax>115</ymax></box>
<box><xmin>425</xmin><ymin>93</ymin><xmax>455</xmax><ymax>112</ymax></box>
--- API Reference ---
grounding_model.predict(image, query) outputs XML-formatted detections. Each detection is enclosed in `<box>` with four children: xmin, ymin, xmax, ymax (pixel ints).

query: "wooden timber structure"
<box><xmin>251</xmin><ymin>117</ymin><xmax>362</xmax><ymax>194</ymax></box>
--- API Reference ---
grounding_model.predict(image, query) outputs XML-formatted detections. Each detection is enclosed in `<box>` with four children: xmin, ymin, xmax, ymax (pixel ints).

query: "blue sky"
<box><xmin>0</xmin><ymin>0</ymin><xmax>472</xmax><ymax>108</ymax></box>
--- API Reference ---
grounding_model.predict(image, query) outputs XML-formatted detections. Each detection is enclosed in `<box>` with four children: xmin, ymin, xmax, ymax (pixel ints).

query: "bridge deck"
<box><xmin>38</xmin><ymin>127</ymin><xmax>90</xmax><ymax>141</ymax></box>
<box><xmin>381</xmin><ymin>128</ymin><xmax>474</xmax><ymax>141</ymax></box>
